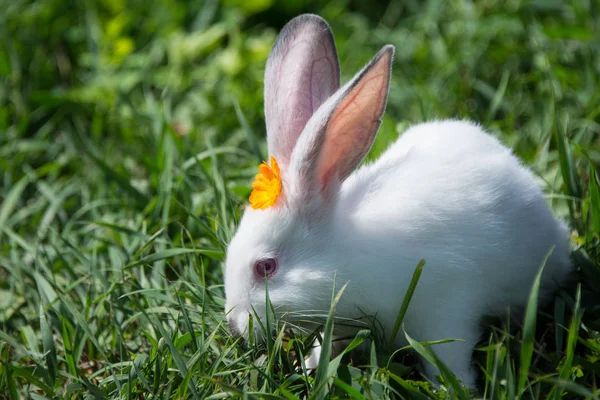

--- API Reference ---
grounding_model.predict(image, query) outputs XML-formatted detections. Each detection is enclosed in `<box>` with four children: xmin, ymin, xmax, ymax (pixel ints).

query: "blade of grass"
<box><xmin>264</xmin><ymin>279</ymin><xmax>274</xmax><ymax>390</ymax></box>
<box><xmin>233</xmin><ymin>97</ymin><xmax>264</xmax><ymax>163</ymax></box>
<box><xmin>310</xmin><ymin>281</ymin><xmax>349</xmax><ymax>400</ymax></box>
<box><xmin>404</xmin><ymin>330</ymin><xmax>470</xmax><ymax>399</ymax></box>
<box><xmin>554</xmin><ymin>296</ymin><xmax>566</xmax><ymax>357</ymax></box>
<box><xmin>486</xmin><ymin>69</ymin><xmax>510</xmax><ymax>123</ymax></box>
<box><xmin>328</xmin><ymin>329</ymin><xmax>371</xmax><ymax>377</ymax></box>
<box><xmin>9</xmin><ymin>364</ymin><xmax>56</xmax><ymax>397</ymax></box>
<box><xmin>76</xmin><ymin>136</ymin><xmax>148</xmax><ymax>204</ymax></box>
<box><xmin>0</xmin><ymin>174</ymin><xmax>30</xmax><ymax>240</ymax></box>
<box><xmin>332</xmin><ymin>377</ymin><xmax>367</xmax><ymax>399</ymax></box>
<box><xmin>59</xmin><ymin>316</ymin><xmax>77</xmax><ymax>377</ymax></box>
<box><xmin>389</xmin><ymin>259</ymin><xmax>425</xmax><ymax>349</ymax></box>
<box><xmin>1</xmin><ymin>342</ymin><xmax>20</xmax><ymax>399</ymax></box>
<box><xmin>547</xmin><ymin>62</ymin><xmax>582</xmax><ymax>226</ymax></box>
<box><xmin>547</xmin><ymin>378</ymin><xmax>598</xmax><ymax>400</ymax></box>
<box><xmin>549</xmin><ymin>284</ymin><xmax>583</xmax><ymax>400</ymax></box>
<box><xmin>128</xmin><ymin>248</ymin><xmax>223</xmax><ymax>267</ymax></box>
<box><xmin>589</xmin><ymin>165</ymin><xmax>600</xmax><ymax>234</ymax></box>
<box><xmin>518</xmin><ymin>247</ymin><xmax>553</xmax><ymax>394</ymax></box>
<box><xmin>386</xmin><ymin>370</ymin><xmax>430</xmax><ymax>400</ymax></box>
<box><xmin>146</xmin><ymin>314</ymin><xmax>200</xmax><ymax>400</ymax></box>
<box><xmin>39</xmin><ymin>308</ymin><xmax>57</xmax><ymax>388</ymax></box>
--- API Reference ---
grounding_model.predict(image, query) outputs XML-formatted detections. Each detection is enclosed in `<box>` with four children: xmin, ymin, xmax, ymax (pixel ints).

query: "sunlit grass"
<box><xmin>1</xmin><ymin>0</ymin><xmax>599</xmax><ymax>398</ymax></box>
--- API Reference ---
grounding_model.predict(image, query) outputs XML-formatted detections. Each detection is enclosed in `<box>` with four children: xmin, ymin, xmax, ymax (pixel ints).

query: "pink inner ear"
<box><xmin>265</xmin><ymin>20</ymin><xmax>340</xmax><ymax>169</ymax></box>
<box><xmin>317</xmin><ymin>50</ymin><xmax>392</xmax><ymax>192</ymax></box>
<box><xmin>276</xmin><ymin>40</ymin><xmax>338</xmax><ymax>163</ymax></box>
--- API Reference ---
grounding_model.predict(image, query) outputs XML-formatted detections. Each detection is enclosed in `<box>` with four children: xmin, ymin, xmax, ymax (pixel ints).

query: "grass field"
<box><xmin>1</xmin><ymin>0</ymin><xmax>599</xmax><ymax>398</ymax></box>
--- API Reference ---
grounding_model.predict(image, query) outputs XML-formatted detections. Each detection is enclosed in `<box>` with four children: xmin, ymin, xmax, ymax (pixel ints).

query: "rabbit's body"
<box><xmin>224</xmin><ymin>14</ymin><xmax>571</xmax><ymax>388</ymax></box>
<box><xmin>317</xmin><ymin>121</ymin><xmax>571</xmax><ymax>385</ymax></box>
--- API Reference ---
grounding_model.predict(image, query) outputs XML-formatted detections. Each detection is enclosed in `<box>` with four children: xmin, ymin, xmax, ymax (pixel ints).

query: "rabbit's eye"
<box><xmin>254</xmin><ymin>258</ymin><xmax>278</xmax><ymax>279</ymax></box>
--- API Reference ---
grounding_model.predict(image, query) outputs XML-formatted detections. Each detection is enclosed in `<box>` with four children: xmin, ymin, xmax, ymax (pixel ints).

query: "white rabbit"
<box><xmin>224</xmin><ymin>14</ymin><xmax>571</xmax><ymax>387</ymax></box>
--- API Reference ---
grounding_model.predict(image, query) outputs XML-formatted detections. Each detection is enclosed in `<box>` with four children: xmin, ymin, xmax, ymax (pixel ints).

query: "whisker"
<box><xmin>283</xmin><ymin>312</ymin><xmax>369</xmax><ymax>324</ymax></box>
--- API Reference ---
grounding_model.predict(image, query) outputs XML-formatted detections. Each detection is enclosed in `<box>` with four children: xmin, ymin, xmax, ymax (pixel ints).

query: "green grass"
<box><xmin>1</xmin><ymin>0</ymin><xmax>600</xmax><ymax>398</ymax></box>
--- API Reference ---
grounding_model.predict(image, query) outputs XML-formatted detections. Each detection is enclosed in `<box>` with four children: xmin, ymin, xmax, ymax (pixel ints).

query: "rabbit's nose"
<box><xmin>228</xmin><ymin>317</ymin><xmax>241</xmax><ymax>338</ymax></box>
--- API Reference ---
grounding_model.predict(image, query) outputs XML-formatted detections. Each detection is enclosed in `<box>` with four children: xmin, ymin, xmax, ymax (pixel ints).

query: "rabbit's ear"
<box><xmin>264</xmin><ymin>14</ymin><xmax>340</xmax><ymax>169</ymax></box>
<box><xmin>290</xmin><ymin>45</ymin><xmax>394</xmax><ymax>202</ymax></box>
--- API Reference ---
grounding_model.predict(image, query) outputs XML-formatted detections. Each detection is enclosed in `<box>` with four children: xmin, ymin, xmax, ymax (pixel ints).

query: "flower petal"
<box><xmin>249</xmin><ymin>156</ymin><xmax>282</xmax><ymax>209</ymax></box>
<box><xmin>252</xmin><ymin>181</ymin><xmax>270</xmax><ymax>191</ymax></box>
<box><xmin>249</xmin><ymin>190</ymin><xmax>268</xmax><ymax>201</ymax></box>
<box><xmin>269</xmin><ymin>156</ymin><xmax>280</xmax><ymax>177</ymax></box>
<box><xmin>259</xmin><ymin>163</ymin><xmax>274</xmax><ymax>178</ymax></box>
<box><xmin>255</xmin><ymin>174</ymin><xmax>270</xmax><ymax>184</ymax></box>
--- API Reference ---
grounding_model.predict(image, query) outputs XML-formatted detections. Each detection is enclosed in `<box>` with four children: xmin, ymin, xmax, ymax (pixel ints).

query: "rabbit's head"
<box><xmin>225</xmin><ymin>14</ymin><xmax>394</xmax><ymax>338</ymax></box>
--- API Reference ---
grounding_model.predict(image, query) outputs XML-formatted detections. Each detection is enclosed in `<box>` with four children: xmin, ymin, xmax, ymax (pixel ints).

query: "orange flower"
<box><xmin>249</xmin><ymin>156</ymin><xmax>282</xmax><ymax>209</ymax></box>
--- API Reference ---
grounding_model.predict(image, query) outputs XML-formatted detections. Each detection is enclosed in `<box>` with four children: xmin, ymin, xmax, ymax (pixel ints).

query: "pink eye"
<box><xmin>254</xmin><ymin>258</ymin><xmax>278</xmax><ymax>279</ymax></box>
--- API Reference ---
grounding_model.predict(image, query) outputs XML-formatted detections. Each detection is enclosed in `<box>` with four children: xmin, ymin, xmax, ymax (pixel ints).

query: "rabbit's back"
<box><xmin>339</xmin><ymin>120</ymin><xmax>570</xmax><ymax>313</ymax></box>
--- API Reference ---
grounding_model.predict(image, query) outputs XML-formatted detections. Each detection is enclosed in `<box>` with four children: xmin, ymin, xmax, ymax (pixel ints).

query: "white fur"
<box><xmin>224</xmin><ymin>14</ymin><xmax>571</xmax><ymax>388</ymax></box>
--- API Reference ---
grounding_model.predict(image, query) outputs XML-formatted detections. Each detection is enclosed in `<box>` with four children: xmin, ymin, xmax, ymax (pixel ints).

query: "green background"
<box><xmin>1</xmin><ymin>0</ymin><xmax>599</xmax><ymax>398</ymax></box>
